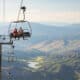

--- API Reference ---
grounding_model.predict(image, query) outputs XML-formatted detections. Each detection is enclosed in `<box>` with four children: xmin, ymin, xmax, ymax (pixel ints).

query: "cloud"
<box><xmin>0</xmin><ymin>8</ymin><xmax>80</xmax><ymax>23</ymax></box>
<box><xmin>30</xmin><ymin>9</ymin><xmax>80</xmax><ymax>23</ymax></box>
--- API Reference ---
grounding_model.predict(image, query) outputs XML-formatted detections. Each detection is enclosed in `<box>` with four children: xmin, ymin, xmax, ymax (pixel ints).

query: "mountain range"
<box><xmin>1</xmin><ymin>22</ymin><xmax>80</xmax><ymax>80</ymax></box>
<box><xmin>0</xmin><ymin>22</ymin><xmax>80</xmax><ymax>40</ymax></box>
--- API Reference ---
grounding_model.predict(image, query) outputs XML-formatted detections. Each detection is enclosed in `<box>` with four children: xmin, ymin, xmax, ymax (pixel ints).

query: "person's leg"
<box><xmin>14</xmin><ymin>34</ymin><xmax>16</xmax><ymax>40</ymax></box>
<box><xmin>15</xmin><ymin>36</ymin><xmax>16</xmax><ymax>39</ymax></box>
<box><xmin>10</xmin><ymin>33</ymin><xmax>12</xmax><ymax>41</ymax></box>
<box><xmin>18</xmin><ymin>35</ymin><xmax>20</xmax><ymax>40</ymax></box>
<box><xmin>22</xmin><ymin>34</ymin><xmax>24</xmax><ymax>40</ymax></box>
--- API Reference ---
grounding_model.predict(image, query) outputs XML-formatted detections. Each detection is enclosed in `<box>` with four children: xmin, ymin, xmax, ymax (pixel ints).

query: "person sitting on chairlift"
<box><xmin>18</xmin><ymin>27</ymin><xmax>24</xmax><ymax>39</ymax></box>
<box><xmin>13</xmin><ymin>28</ymin><xmax>18</xmax><ymax>39</ymax></box>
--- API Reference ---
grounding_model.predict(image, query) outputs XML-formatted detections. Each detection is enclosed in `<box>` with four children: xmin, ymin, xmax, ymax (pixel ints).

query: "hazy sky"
<box><xmin>0</xmin><ymin>0</ymin><xmax>80</xmax><ymax>24</ymax></box>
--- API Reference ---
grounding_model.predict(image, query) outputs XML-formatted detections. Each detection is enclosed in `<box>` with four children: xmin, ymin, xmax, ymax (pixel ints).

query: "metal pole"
<box><xmin>0</xmin><ymin>44</ymin><xmax>2</xmax><ymax>79</ymax></box>
<box><xmin>0</xmin><ymin>42</ymin><xmax>13</xmax><ymax>80</ymax></box>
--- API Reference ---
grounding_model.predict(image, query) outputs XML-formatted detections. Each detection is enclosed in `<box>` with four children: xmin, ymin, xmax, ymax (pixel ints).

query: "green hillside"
<box><xmin>33</xmin><ymin>56</ymin><xmax>80</xmax><ymax>80</ymax></box>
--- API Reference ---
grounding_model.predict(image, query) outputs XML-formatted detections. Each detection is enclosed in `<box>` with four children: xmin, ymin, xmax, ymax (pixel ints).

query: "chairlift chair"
<box><xmin>8</xmin><ymin>20</ymin><xmax>32</xmax><ymax>40</ymax></box>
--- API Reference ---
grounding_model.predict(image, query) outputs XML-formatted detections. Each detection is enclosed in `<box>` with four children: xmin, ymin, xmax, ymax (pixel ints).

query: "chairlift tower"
<box><xmin>0</xmin><ymin>38</ymin><xmax>13</xmax><ymax>80</ymax></box>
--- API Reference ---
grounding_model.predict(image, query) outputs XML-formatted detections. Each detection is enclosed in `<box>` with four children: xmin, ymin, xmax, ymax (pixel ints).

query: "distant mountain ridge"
<box><xmin>0</xmin><ymin>22</ymin><xmax>80</xmax><ymax>42</ymax></box>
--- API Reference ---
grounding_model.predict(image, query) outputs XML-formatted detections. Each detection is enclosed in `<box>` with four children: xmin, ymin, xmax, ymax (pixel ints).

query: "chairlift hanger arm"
<box><xmin>17</xmin><ymin>0</ymin><xmax>26</xmax><ymax>21</ymax></box>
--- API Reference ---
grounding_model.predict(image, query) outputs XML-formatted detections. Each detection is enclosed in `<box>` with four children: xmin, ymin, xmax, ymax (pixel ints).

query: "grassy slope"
<box><xmin>38</xmin><ymin>56</ymin><xmax>80</xmax><ymax>80</ymax></box>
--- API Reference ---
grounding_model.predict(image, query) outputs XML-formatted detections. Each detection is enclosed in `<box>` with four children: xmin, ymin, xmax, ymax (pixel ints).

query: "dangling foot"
<box><xmin>23</xmin><ymin>36</ymin><xmax>24</xmax><ymax>40</ymax></box>
<box><xmin>18</xmin><ymin>37</ymin><xmax>20</xmax><ymax>40</ymax></box>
